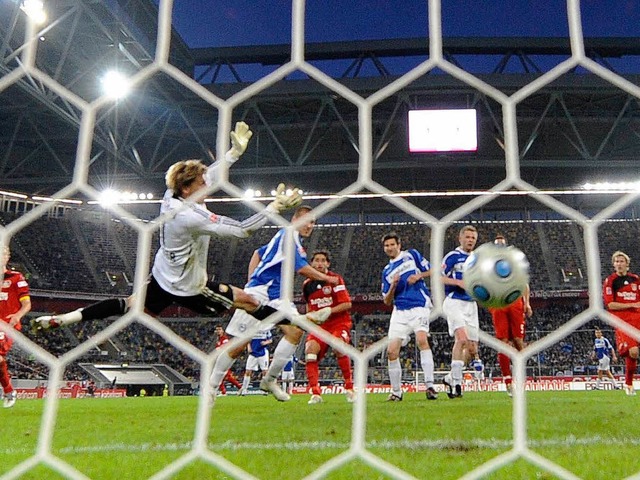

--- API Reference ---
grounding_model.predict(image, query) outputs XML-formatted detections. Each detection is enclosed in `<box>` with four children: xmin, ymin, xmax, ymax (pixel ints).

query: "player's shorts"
<box><xmin>281</xmin><ymin>370</ymin><xmax>294</xmax><ymax>381</ymax></box>
<box><xmin>144</xmin><ymin>275</ymin><xmax>234</xmax><ymax>316</ymax></box>
<box><xmin>597</xmin><ymin>355</ymin><xmax>611</xmax><ymax>371</ymax></box>
<box><xmin>443</xmin><ymin>297</ymin><xmax>479</xmax><ymax>341</ymax></box>
<box><xmin>226</xmin><ymin>285</ymin><xmax>294</xmax><ymax>339</ymax></box>
<box><xmin>388</xmin><ymin>306</ymin><xmax>431</xmax><ymax>345</ymax></box>
<box><xmin>0</xmin><ymin>330</ymin><xmax>13</xmax><ymax>356</ymax></box>
<box><xmin>616</xmin><ymin>326</ymin><xmax>640</xmax><ymax>357</ymax></box>
<box><xmin>306</xmin><ymin>321</ymin><xmax>352</xmax><ymax>360</ymax></box>
<box><xmin>245</xmin><ymin>352</ymin><xmax>269</xmax><ymax>372</ymax></box>
<box><xmin>490</xmin><ymin>299</ymin><xmax>525</xmax><ymax>341</ymax></box>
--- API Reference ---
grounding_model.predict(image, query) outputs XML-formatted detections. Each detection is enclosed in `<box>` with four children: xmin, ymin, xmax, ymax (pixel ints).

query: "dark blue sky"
<box><xmin>168</xmin><ymin>1</ymin><xmax>640</xmax><ymax>48</ymax></box>
<box><xmin>162</xmin><ymin>1</ymin><xmax>640</xmax><ymax>79</ymax></box>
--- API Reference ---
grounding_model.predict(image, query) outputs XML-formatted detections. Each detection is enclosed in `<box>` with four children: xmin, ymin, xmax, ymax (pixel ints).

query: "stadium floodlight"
<box><xmin>269</xmin><ymin>188</ymin><xmax>303</xmax><ymax>197</ymax></box>
<box><xmin>98</xmin><ymin>189</ymin><xmax>120</xmax><ymax>207</ymax></box>
<box><xmin>100</xmin><ymin>70</ymin><xmax>131</xmax><ymax>100</ymax></box>
<box><xmin>94</xmin><ymin>189</ymin><xmax>156</xmax><ymax>206</ymax></box>
<box><xmin>20</xmin><ymin>0</ymin><xmax>47</xmax><ymax>25</ymax></box>
<box><xmin>582</xmin><ymin>181</ymin><xmax>640</xmax><ymax>192</ymax></box>
<box><xmin>32</xmin><ymin>196</ymin><xmax>82</xmax><ymax>205</ymax></box>
<box><xmin>244</xmin><ymin>189</ymin><xmax>262</xmax><ymax>198</ymax></box>
<box><xmin>0</xmin><ymin>190</ymin><xmax>28</xmax><ymax>199</ymax></box>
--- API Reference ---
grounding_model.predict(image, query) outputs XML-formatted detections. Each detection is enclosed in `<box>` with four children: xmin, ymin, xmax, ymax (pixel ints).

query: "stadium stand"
<box><xmin>4</xmin><ymin>208</ymin><xmax>638</xmax><ymax>384</ymax></box>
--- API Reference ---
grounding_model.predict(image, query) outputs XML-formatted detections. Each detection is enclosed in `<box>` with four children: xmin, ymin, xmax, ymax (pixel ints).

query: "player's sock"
<box><xmin>241</xmin><ymin>375</ymin><xmax>251</xmax><ymax>393</ymax></box>
<box><xmin>625</xmin><ymin>357</ymin><xmax>637</xmax><ymax>386</ymax></box>
<box><xmin>388</xmin><ymin>358</ymin><xmax>402</xmax><ymax>396</ymax></box>
<box><xmin>595</xmin><ymin>378</ymin><xmax>602</xmax><ymax>389</ymax></box>
<box><xmin>79</xmin><ymin>298</ymin><xmax>127</xmax><ymax>322</ymax></box>
<box><xmin>219</xmin><ymin>383</ymin><xmax>227</xmax><ymax>395</ymax></box>
<box><xmin>230</xmin><ymin>375</ymin><xmax>242</xmax><ymax>389</ymax></box>
<box><xmin>337</xmin><ymin>355</ymin><xmax>353</xmax><ymax>391</ymax></box>
<box><xmin>420</xmin><ymin>348</ymin><xmax>435</xmax><ymax>388</ymax></box>
<box><xmin>0</xmin><ymin>361</ymin><xmax>12</xmax><ymax>394</ymax></box>
<box><xmin>451</xmin><ymin>359</ymin><xmax>464</xmax><ymax>386</ymax></box>
<box><xmin>306</xmin><ymin>353</ymin><xmax>321</xmax><ymax>395</ymax></box>
<box><xmin>497</xmin><ymin>353</ymin><xmax>511</xmax><ymax>378</ymax></box>
<box><xmin>265</xmin><ymin>339</ymin><xmax>297</xmax><ymax>381</ymax></box>
<box><xmin>209</xmin><ymin>351</ymin><xmax>236</xmax><ymax>391</ymax></box>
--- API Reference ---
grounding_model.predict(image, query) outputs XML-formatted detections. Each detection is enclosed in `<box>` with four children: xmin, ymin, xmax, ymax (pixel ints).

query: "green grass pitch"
<box><xmin>0</xmin><ymin>391</ymin><xmax>638</xmax><ymax>479</ymax></box>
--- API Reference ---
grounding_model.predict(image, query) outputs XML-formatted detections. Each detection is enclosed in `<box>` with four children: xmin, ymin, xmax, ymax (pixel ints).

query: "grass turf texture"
<box><xmin>0</xmin><ymin>391</ymin><xmax>638</xmax><ymax>479</ymax></box>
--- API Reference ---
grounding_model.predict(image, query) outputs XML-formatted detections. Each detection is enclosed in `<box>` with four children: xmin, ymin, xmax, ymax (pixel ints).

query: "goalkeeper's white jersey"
<box><xmin>152</xmin><ymin>190</ymin><xmax>270</xmax><ymax>296</ymax></box>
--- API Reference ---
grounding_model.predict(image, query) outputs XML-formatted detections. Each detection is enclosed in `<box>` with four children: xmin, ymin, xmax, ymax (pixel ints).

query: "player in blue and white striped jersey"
<box><xmin>591</xmin><ymin>328</ymin><xmax>619</xmax><ymax>390</ymax></box>
<box><xmin>441</xmin><ymin>225</ymin><xmax>479</xmax><ymax>398</ymax></box>
<box><xmin>381</xmin><ymin>232</ymin><xmax>437</xmax><ymax>402</ymax></box>
<box><xmin>240</xmin><ymin>328</ymin><xmax>273</xmax><ymax>395</ymax></box>
<box><xmin>210</xmin><ymin>205</ymin><xmax>337</xmax><ymax>402</ymax></box>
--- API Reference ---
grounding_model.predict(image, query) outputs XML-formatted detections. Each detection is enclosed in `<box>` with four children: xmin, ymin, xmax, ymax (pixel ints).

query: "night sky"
<box><xmin>166</xmin><ymin>1</ymin><xmax>640</xmax><ymax>48</ymax></box>
<box><xmin>157</xmin><ymin>1</ymin><xmax>640</xmax><ymax>81</ymax></box>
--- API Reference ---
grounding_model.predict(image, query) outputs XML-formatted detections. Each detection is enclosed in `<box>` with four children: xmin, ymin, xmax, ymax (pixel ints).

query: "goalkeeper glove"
<box><xmin>267</xmin><ymin>183</ymin><xmax>303</xmax><ymax>213</ymax></box>
<box><xmin>227</xmin><ymin>121</ymin><xmax>253</xmax><ymax>161</ymax></box>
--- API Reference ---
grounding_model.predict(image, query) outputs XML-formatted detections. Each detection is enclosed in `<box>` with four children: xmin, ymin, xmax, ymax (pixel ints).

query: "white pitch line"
<box><xmin>1</xmin><ymin>436</ymin><xmax>639</xmax><ymax>456</ymax></box>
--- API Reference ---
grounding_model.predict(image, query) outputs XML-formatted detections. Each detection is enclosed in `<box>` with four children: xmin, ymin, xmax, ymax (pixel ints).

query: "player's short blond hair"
<box><xmin>165</xmin><ymin>159</ymin><xmax>207</xmax><ymax>196</ymax></box>
<box><xmin>293</xmin><ymin>204</ymin><xmax>313</xmax><ymax>220</ymax></box>
<box><xmin>459</xmin><ymin>225</ymin><xmax>477</xmax><ymax>237</ymax></box>
<box><xmin>611</xmin><ymin>250</ymin><xmax>630</xmax><ymax>265</ymax></box>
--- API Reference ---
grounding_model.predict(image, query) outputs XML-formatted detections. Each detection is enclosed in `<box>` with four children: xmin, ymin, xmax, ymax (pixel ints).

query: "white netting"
<box><xmin>1</xmin><ymin>0</ymin><xmax>639</xmax><ymax>479</ymax></box>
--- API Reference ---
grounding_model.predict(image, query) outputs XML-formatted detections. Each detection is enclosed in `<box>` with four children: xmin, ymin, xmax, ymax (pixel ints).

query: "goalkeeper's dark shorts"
<box><xmin>144</xmin><ymin>275</ymin><xmax>234</xmax><ymax>316</ymax></box>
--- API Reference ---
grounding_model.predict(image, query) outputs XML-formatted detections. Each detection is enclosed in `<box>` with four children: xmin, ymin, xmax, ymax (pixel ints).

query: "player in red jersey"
<box><xmin>303</xmin><ymin>251</ymin><xmax>355</xmax><ymax>404</ymax></box>
<box><xmin>603</xmin><ymin>250</ymin><xmax>640</xmax><ymax>396</ymax></box>
<box><xmin>488</xmin><ymin>235</ymin><xmax>532</xmax><ymax>396</ymax></box>
<box><xmin>0</xmin><ymin>246</ymin><xmax>31</xmax><ymax>408</ymax></box>
<box><xmin>213</xmin><ymin>324</ymin><xmax>242</xmax><ymax>395</ymax></box>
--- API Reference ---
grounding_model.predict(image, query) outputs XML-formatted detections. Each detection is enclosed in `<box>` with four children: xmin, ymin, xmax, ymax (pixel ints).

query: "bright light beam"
<box><xmin>20</xmin><ymin>0</ymin><xmax>47</xmax><ymax>25</ymax></box>
<box><xmin>100</xmin><ymin>70</ymin><xmax>131</xmax><ymax>100</ymax></box>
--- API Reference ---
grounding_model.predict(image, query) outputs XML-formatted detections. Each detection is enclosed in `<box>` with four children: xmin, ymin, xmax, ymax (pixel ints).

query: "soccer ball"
<box><xmin>462</xmin><ymin>242</ymin><xmax>530</xmax><ymax>308</ymax></box>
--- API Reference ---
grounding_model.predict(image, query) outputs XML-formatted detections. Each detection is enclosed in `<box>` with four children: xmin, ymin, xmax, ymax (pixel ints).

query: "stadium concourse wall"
<box><xmin>28</xmin><ymin>287</ymin><xmax>589</xmax><ymax>317</ymax></box>
<box><xmin>10</xmin><ymin>376</ymin><xmax>640</xmax><ymax>401</ymax></box>
<box><xmin>12</xmin><ymin>379</ymin><xmax>126</xmax><ymax>399</ymax></box>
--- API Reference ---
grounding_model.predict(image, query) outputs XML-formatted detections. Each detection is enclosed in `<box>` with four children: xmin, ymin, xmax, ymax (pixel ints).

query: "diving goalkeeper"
<box><xmin>31</xmin><ymin>122</ymin><xmax>318</xmax><ymax>332</ymax></box>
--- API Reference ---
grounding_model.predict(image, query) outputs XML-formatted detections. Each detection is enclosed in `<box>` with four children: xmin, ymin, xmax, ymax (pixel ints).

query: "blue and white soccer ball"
<box><xmin>462</xmin><ymin>242</ymin><xmax>530</xmax><ymax>308</ymax></box>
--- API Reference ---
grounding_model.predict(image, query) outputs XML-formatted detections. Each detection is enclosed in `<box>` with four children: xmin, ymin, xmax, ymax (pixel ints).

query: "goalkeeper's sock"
<box><xmin>337</xmin><ymin>355</ymin><xmax>353</xmax><ymax>391</ymax></box>
<box><xmin>625</xmin><ymin>357</ymin><xmax>637</xmax><ymax>386</ymax></box>
<box><xmin>420</xmin><ymin>348</ymin><xmax>435</xmax><ymax>386</ymax></box>
<box><xmin>79</xmin><ymin>298</ymin><xmax>127</xmax><ymax>322</ymax></box>
<box><xmin>388</xmin><ymin>358</ymin><xmax>402</xmax><ymax>396</ymax></box>
<box><xmin>265</xmin><ymin>339</ymin><xmax>296</xmax><ymax>382</ymax></box>
<box><xmin>51</xmin><ymin>309</ymin><xmax>82</xmax><ymax>326</ymax></box>
<box><xmin>498</xmin><ymin>353</ymin><xmax>511</xmax><ymax>378</ymax></box>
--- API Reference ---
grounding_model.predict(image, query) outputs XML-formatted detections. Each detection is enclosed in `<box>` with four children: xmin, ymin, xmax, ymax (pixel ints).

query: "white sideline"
<box><xmin>1</xmin><ymin>436</ymin><xmax>638</xmax><ymax>456</ymax></box>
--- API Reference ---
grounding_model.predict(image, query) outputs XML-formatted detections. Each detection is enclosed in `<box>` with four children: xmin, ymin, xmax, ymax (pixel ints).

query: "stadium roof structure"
<box><xmin>2</xmin><ymin>1</ymin><xmax>640</xmax><ymax>216</ymax></box>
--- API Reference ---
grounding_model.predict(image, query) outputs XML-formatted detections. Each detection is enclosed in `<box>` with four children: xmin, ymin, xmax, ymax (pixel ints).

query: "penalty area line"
<box><xmin>1</xmin><ymin>436</ymin><xmax>638</xmax><ymax>456</ymax></box>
